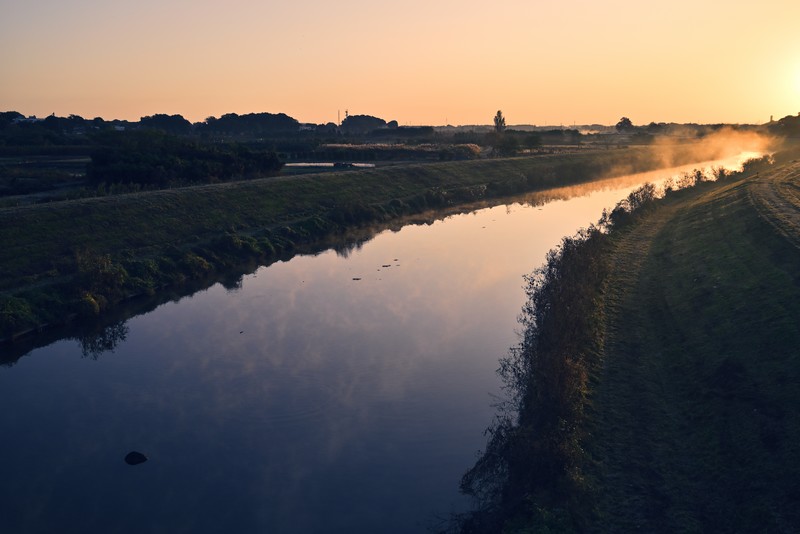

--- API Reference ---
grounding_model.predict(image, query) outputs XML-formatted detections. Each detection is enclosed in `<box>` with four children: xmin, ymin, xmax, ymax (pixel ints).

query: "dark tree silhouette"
<box><xmin>616</xmin><ymin>116</ymin><xmax>634</xmax><ymax>132</ymax></box>
<box><xmin>340</xmin><ymin>114</ymin><xmax>387</xmax><ymax>134</ymax></box>
<box><xmin>87</xmin><ymin>130</ymin><xmax>283</xmax><ymax>186</ymax></box>
<box><xmin>140</xmin><ymin>113</ymin><xmax>193</xmax><ymax>134</ymax></box>
<box><xmin>494</xmin><ymin>110</ymin><xmax>506</xmax><ymax>133</ymax></box>
<box><xmin>199</xmin><ymin>112</ymin><xmax>300</xmax><ymax>136</ymax></box>
<box><xmin>0</xmin><ymin>111</ymin><xmax>24</xmax><ymax>127</ymax></box>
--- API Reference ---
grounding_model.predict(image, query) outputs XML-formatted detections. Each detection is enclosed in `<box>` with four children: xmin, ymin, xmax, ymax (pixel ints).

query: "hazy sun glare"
<box><xmin>793</xmin><ymin>67</ymin><xmax>800</xmax><ymax>97</ymax></box>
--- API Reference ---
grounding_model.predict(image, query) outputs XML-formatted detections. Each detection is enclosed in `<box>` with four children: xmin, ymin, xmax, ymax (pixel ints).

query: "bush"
<box><xmin>460</xmin><ymin>226</ymin><xmax>610</xmax><ymax>530</ymax></box>
<box><xmin>607</xmin><ymin>183</ymin><xmax>656</xmax><ymax>227</ymax></box>
<box><xmin>75</xmin><ymin>249</ymin><xmax>129</xmax><ymax>305</ymax></box>
<box><xmin>78</xmin><ymin>292</ymin><xmax>101</xmax><ymax>316</ymax></box>
<box><xmin>181</xmin><ymin>252</ymin><xmax>213</xmax><ymax>277</ymax></box>
<box><xmin>0</xmin><ymin>296</ymin><xmax>37</xmax><ymax>337</ymax></box>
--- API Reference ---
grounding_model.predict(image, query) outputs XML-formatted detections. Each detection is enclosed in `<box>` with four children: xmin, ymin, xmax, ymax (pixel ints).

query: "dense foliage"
<box><xmin>139</xmin><ymin>113</ymin><xmax>193</xmax><ymax>134</ymax></box>
<box><xmin>458</xmin><ymin>224</ymin><xmax>612</xmax><ymax>532</ymax></box>
<box><xmin>339</xmin><ymin>114</ymin><xmax>389</xmax><ymax>134</ymax></box>
<box><xmin>198</xmin><ymin>112</ymin><xmax>300</xmax><ymax>136</ymax></box>
<box><xmin>87</xmin><ymin>131</ymin><xmax>283</xmax><ymax>186</ymax></box>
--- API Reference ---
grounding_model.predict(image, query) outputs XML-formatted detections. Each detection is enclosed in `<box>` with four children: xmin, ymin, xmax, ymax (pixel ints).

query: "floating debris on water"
<box><xmin>124</xmin><ymin>451</ymin><xmax>148</xmax><ymax>466</ymax></box>
<box><xmin>352</xmin><ymin>277</ymin><xmax>361</xmax><ymax>281</ymax></box>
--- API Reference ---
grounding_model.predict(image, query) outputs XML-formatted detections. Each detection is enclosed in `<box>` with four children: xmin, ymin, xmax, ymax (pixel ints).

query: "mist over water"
<box><xmin>0</xmin><ymin>153</ymin><xmax>760</xmax><ymax>533</ymax></box>
<box><xmin>651</xmin><ymin>129</ymin><xmax>776</xmax><ymax>167</ymax></box>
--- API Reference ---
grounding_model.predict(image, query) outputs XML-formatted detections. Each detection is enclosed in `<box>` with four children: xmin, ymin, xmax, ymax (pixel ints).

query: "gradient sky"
<box><xmin>2</xmin><ymin>0</ymin><xmax>798</xmax><ymax>126</ymax></box>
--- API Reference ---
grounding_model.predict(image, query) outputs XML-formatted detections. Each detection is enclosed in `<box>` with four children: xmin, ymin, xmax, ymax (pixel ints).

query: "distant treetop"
<box><xmin>340</xmin><ymin>114</ymin><xmax>387</xmax><ymax>134</ymax></box>
<box><xmin>140</xmin><ymin>114</ymin><xmax>193</xmax><ymax>134</ymax></box>
<box><xmin>200</xmin><ymin>112</ymin><xmax>300</xmax><ymax>135</ymax></box>
<box><xmin>616</xmin><ymin>117</ymin><xmax>634</xmax><ymax>132</ymax></box>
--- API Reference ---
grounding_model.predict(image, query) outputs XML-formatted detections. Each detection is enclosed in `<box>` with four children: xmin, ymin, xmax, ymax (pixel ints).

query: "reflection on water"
<box><xmin>0</xmin><ymin>154</ymin><xmax>756</xmax><ymax>533</ymax></box>
<box><xmin>76</xmin><ymin>321</ymin><xmax>128</xmax><ymax>359</ymax></box>
<box><xmin>284</xmin><ymin>162</ymin><xmax>377</xmax><ymax>168</ymax></box>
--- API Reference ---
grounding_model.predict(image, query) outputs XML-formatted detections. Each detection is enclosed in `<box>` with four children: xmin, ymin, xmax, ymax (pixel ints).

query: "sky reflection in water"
<box><xmin>0</xmin><ymin>154</ymin><xmax>754</xmax><ymax>533</ymax></box>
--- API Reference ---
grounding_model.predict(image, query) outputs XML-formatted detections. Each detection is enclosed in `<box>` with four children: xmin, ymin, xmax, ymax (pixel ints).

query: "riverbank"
<box><xmin>588</xmin><ymin>156</ymin><xmax>800</xmax><ymax>531</ymax></box>
<box><xmin>457</xmin><ymin>146</ymin><xmax>800</xmax><ymax>532</ymax></box>
<box><xmin>0</xmin><ymin>144</ymin><xmax>750</xmax><ymax>342</ymax></box>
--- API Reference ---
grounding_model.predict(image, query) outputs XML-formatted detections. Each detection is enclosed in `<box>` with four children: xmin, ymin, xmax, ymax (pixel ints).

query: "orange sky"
<box><xmin>2</xmin><ymin>0</ymin><xmax>798</xmax><ymax>126</ymax></box>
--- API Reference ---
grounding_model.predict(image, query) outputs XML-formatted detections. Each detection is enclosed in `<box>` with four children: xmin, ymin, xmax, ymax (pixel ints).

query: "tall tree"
<box><xmin>494</xmin><ymin>110</ymin><xmax>506</xmax><ymax>133</ymax></box>
<box><xmin>616</xmin><ymin>116</ymin><xmax>634</xmax><ymax>132</ymax></box>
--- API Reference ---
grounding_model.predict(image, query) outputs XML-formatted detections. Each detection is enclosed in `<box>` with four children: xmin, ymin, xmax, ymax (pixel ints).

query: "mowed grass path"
<box><xmin>587</xmin><ymin>161</ymin><xmax>800</xmax><ymax>531</ymax></box>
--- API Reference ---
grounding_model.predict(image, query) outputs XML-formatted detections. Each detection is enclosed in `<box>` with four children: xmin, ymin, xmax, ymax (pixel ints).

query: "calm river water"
<box><xmin>0</xmin><ymin>154</ymin><xmax>757</xmax><ymax>533</ymax></box>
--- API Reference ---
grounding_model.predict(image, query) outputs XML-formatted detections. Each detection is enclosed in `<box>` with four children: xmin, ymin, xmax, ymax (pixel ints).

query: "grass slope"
<box><xmin>589</xmin><ymin>160</ymin><xmax>800</xmax><ymax>531</ymax></box>
<box><xmin>0</xmin><ymin>147</ymin><xmax>713</xmax><ymax>340</ymax></box>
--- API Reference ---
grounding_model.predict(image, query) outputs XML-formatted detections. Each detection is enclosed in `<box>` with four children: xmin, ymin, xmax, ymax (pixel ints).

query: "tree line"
<box><xmin>87</xmin><ymin>130</ymin><xmax>283</xmax><ymax>187</ymax></box>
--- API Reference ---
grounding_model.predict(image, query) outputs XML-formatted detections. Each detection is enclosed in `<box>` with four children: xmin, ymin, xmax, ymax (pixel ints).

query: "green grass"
<box><xmin>587</xmin><ymin>161</ymin><xmax>800</xmax><ymax>531</ymax></box>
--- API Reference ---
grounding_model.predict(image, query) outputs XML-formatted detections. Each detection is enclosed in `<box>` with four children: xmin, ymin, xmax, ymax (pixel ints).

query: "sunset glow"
<box><xmin>1</xmin><ymin>0</ymin><xmax>798</xmax><ymax>125</ymax></box>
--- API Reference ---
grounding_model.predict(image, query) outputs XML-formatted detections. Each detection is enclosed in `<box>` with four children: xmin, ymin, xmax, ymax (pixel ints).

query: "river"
<box><xmin>0</xmin><ymin>153</ymin><xmax>758</xmax><ymax>533</ymax></box>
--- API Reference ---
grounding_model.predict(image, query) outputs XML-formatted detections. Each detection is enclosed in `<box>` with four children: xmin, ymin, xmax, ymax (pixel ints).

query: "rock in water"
<box><xmin>124</xmin><ymin>451</ymin><xmax>148</xmax><ymax>465</ymax></box>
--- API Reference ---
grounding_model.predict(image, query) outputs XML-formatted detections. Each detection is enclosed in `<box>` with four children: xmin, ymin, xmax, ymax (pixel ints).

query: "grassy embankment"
<box><xmin>457</xmin><ymin>148</ymin><xmax>800</xmax><ymax>532</ymax></box>
<box><xmin>588</xmin><ymin>155</ymin><xmax>800</xmax><ymax>532</ymax></box>
<box><xmin>0</xmin><ymin>146</ymin><xmax>752</xmax><ymax>341</ymax></box>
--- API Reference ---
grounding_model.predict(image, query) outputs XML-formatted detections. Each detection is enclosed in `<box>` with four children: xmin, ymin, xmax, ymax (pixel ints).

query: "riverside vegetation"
<box><xmin>0</xmin><ymin>142</ymin><xmax>748</xmax><ymax>342</ymax></box>
<box><xmin>455</xmin><ymin>145</ymin><xmax>800</xmax><ymax>532</ymax></box>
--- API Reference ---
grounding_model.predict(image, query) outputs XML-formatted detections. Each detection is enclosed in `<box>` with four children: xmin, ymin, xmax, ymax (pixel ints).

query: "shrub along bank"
<box><xmin>0</xmin><ymin>146</ymin><xmax>747</xmax><ymax>342</ymax></box>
